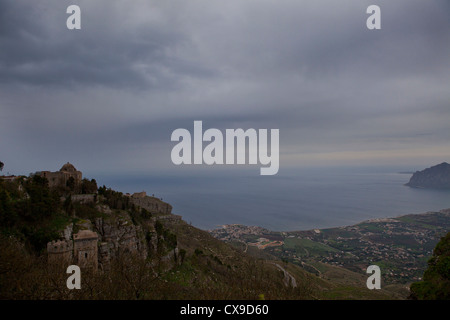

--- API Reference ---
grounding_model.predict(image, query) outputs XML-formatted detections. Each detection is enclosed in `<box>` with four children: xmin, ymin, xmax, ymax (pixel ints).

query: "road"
<box><xmin>271</xmin><ymin>263</ymin><xmax>297</xmax><ymax>288</ymax></box>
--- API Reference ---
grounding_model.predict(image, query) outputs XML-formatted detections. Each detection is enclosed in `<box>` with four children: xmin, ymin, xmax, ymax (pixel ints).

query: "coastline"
<box><xmin>209</xmin><ymin>208</ymin><xmax>450</xmax><ymax>285</ymax></box>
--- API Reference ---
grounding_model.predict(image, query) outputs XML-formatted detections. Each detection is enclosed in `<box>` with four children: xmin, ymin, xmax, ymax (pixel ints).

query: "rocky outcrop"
<box><xmin>48</xmin><ymin>201</ymin><xmax>179</xmax><ymax>271</ymax></box>
<box><xmin>60</xmin><ymin>224</ymin><xmax>73</xmax><ymax>241</ymax></box>
<box><xmin>405</xmin><ymin>162</ymin><xmax>450</xmax><ymax>189</ymax></box>
<box><xmin>93</xmin><ymin>213</ymin><xmax>148</xmax><ymax>270</ymax></box>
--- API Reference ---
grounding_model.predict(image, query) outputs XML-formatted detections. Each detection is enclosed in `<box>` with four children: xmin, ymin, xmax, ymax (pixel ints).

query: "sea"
<box><xmin>94</xmin><ymin>166</ymin><xmax>450</xmax><ymax>232</ymax></box>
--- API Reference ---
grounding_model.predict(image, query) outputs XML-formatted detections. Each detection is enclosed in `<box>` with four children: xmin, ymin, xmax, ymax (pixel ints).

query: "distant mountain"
<box><xmin>405</xmin><ymin>162</ymin><xmax>450</xmax><ymax>189</ymax></box>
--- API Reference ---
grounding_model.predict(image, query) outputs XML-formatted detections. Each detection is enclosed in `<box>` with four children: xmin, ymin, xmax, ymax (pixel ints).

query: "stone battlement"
<box><xmin>47</xmin><ymin>240</ymin><xmax>73</xmax><ymax>253</ymax></box>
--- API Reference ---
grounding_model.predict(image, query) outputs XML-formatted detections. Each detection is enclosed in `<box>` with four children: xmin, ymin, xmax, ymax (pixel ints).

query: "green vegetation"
<box><xmin>154</xmin><ymin>219</ymin><xmax>177</xmax><ymax>255</ymax></box>
<box><xmin>283</xmin><ymin>237</ymin><xmax>339</xmax><ymax>257</ymax></box>
<box><xmin>0</xmin><ymin>176</ymin><xmax>63</xmax><ymax>252</ymax></box>
<box><xmin>210</xmin><ymin>211</ymin><xmax>450</xmax><ymax>295</ymax></box>
<box><xmin>81</xmin><ymin>178</ymin><xmax>98</xmax><ymax>194</ymax></box>
<box><xmin>396</xmin><ymin>216</ymin><xmax>441</xmax><ymax>230</ymax></box>
<box><xmin>357</xmin><ymin>223</ymin><xmax>384</xmax><ymax>232</ymax></box>
<box><xmin>98</xmin><ymin>185</ymin><xmax>135</xmax><ymax>211</ymax></box>
<box><xmin>410</xmin><ymin>232</ymin><xmax>450</xmax><ymax>299</ymax></box>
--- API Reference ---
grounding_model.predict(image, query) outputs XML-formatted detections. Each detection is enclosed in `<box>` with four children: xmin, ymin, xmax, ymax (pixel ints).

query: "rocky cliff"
<box><xmin>47</xmin><ymin>193</ymin><xmax>179</xmax><ymax>272</ymax></box>
<box><xmin>405</xmin><ymin>162</ymin><xmax>450</xmax><ymax>189</ymax></box>
<box><xmin>93</xmin><ymin>211</ymin><xmax>148</xmax><ymax>271</ymax></box>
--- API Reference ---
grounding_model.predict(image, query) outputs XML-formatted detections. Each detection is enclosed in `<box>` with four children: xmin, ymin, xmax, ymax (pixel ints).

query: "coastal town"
<box><xmin>209</xmin><ymin>209</ymin><xmax>450</xmax><ymax>284</ymax></box>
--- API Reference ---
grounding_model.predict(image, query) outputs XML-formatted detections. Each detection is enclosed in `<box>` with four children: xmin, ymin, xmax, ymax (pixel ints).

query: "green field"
<box><xmin>283</xmin><ymin>237</ymin><xmax>339</xmax><ymax>257</ymax></box>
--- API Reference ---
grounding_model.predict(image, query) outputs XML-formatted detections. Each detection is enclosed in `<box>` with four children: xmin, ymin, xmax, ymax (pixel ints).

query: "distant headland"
<box><xmin>405</xmin><ymin>162</ymin><xmax>450</xmax><ymax>189</ymax></box>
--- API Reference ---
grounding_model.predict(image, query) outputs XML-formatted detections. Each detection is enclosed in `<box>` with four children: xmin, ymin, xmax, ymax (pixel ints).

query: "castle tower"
<box><xmin>47</xmin><ymin>240</ymin><xmax>73</xmax><ymax>267</ymax></box>
<box><xmin>73</xmin><ymin>230</ymin><xmax>98</xmax><ymax>271</ymax></box>
<box><xmin>58</xmin><ymin>162</ymin><xmax>82</xmax><ymax>187</ymax></box>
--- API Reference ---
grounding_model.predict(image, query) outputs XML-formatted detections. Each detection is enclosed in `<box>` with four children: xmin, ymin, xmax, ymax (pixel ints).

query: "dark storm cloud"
<box><xmin>0</xmin><ymin>0</ymin><xmax>214</xmax><ymax>89</ymax></box>
<box><xmin>1</xmin><ymin>0</ymin><xmax>450</xmax><ymax>174</ymax></box>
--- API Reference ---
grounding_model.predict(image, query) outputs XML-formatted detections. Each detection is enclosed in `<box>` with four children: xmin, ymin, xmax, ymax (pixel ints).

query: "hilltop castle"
<box><xmin>43</xmin><ymin>163</ymin><xmax>179</xmax><ymax>271</ymax></box>
<box><xmin>35</xmin><ymin>162</ymin><xmax>82</xmax><ymax>188</ymax></box>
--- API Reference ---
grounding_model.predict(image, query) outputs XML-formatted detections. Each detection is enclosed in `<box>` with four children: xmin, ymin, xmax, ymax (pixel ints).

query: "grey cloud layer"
<box><xmin>1</xmin><ymin>0</ymin><xmax>450</xmax><ymax>174</ymax></box>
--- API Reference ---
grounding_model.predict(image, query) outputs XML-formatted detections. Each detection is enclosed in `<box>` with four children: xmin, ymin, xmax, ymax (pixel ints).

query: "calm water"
<box><xmin>95</xmin><ymin>167</ymin><xmax>450</xmax><ymax>232</ymax></box>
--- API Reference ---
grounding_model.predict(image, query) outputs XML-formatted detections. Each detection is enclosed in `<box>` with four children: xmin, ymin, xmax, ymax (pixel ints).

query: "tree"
<box><xmin>0</xmin><ymin>161</ymin><xmax>4</xmax><ymax>171</ymax></box>
<box><xmin>25</xmin><ymin>175</ymin><xmax>59</xmax><ymax>219</ymax></box>
<box><xmin>410</xmin><ymin>232</ymin><xmax>450</xmax><ymax>299</ymax></box>
<box><xmin>0</xmin><ymin>189</ymin><xmax>16</xmax><ymax>227</ymax></box>
<box><xmin>81</xmin><ymin>178</ymin><xmax>98</xmax><ymax>194</ymax></box>
<box><xmin>66</xmin><ymin>176</ymin><xmax>75</xmax><ymax>192</ymax></box>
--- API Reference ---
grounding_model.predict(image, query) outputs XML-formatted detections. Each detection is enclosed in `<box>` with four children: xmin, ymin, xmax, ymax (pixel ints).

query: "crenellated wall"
<box><xmin>47</xmin><ymin>240</ymin><xmax>73</xmax><ymax>266</ymax></box>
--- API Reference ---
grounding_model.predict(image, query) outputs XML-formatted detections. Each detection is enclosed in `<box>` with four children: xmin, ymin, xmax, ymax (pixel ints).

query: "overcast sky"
<box><xmin>1</xmin><ymin>0</ymin><xmax>450</xmax><ymax>177</ymax></box>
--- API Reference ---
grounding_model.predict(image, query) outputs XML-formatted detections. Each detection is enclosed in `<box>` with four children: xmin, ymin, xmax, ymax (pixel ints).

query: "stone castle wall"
<box><xmin>73</xmin><ymin>230</ymin><xmax>98</xmax><ymax>270</ymax></box>
<box><xmin>47</xmin><ymin>230</ymin><xmax>98</xmax><ymax>271</ymax></box>
<box><xmin>130</xmin><ymin>192</ymin><xmax>173</xmax><ymax>214</ymax></box>
<box><xmin>47</xmin><ymin>240</ymin><xmax>73</xmax><ymax>266</ymax></box>
<box><xmin>48</xmin><ymin>215</ymin><xmax>149</xmax><ymax>272</ymax></box>
<box><xmin>71</xmin><ymin>194</ymin><xmax>97</xmax><ymax>204</ymax></box>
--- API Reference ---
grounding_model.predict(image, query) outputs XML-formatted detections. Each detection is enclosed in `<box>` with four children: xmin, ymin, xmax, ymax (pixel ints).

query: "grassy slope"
<box><xmin>162</xmin><ymin>218</ymin><xmax>401</xmax><ymax>300</ymax></box>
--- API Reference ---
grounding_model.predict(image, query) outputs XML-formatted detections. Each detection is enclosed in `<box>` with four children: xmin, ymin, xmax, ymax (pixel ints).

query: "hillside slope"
<box><xmin>0</xmin><ymin>175</ymin><xmax>397</xmax><ymax>299</ymax></box>
<box><xmin>210</xmin><ymin>210</ymin><xmax>450</xmax><ymax>299</ymax></box>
